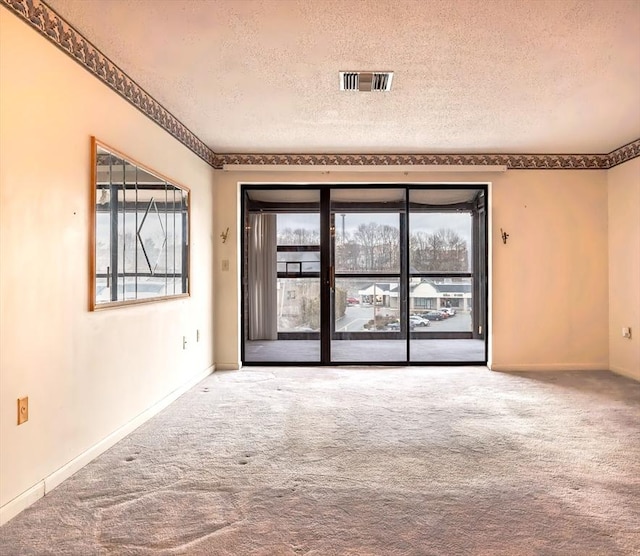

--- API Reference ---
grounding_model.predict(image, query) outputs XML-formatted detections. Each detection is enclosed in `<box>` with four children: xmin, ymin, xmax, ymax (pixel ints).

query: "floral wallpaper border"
<box><xmin>607</xmin><ymin>138</ymin><xmax>640</xmax><ymax>168</ymax></box>
<box><xmin>3</xmin><ymin>0</ymin><xmax>638</xmax><ymax>171</ymax></box>
<box><xmin>217</xmin><ymin>151</ymin><xmax>614</xmax><ymax>170</ymax></box>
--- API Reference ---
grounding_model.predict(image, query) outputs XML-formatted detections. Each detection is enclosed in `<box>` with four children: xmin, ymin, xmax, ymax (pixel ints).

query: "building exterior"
<box><xmin>358</xmin><ymin>280</ymin><xmax>472</xmax><ymax>312</ymax></box>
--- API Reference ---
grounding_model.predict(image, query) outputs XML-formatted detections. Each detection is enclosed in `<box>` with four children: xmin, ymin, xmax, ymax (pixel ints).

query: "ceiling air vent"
<box><xmin>340</xmin><ymin>71</ymin><xmax>394</xmax><ymax>92</ymax></box>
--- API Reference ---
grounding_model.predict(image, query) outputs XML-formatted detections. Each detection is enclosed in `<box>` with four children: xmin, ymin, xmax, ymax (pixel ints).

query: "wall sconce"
<box><xmin>220</xmin><ymin>227</ymin><xmax>229</xmax><ymax>243</ymax></box>
<box><xmin>500</xmin><ymin>228</ymin><xmax>509</xmax><ymax>244</ymax></box>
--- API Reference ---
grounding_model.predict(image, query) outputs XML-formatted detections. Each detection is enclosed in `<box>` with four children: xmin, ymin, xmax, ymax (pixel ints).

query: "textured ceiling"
<box><xmin>45</xmin><ymin>0</ymin><xmax>640</xmax><ymax>155</ymax></box>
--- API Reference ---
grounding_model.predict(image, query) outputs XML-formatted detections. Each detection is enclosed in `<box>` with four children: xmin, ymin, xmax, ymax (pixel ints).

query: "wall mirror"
<box><xmin>91</xmin><ymin>137</ymin><xmax>190</xmax><ymax>309</ymax></box>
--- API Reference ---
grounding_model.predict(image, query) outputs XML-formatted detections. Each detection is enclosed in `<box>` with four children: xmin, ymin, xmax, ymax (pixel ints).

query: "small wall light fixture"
<box><xmin>220</xmin><ymin>227</ymin><xmax>229</xmax><ymax>243</ymax></box>
<box><xmin>500</xmin><ymin>228</ymin><xmax>509</xmax><ymax>244</ymax></box>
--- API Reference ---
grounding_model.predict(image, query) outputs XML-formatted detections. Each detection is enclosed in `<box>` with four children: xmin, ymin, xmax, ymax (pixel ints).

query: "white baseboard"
<box><xmin>0</xmin><ymin>483</ymin><xmax>44</xmax><ymax>526</ymax></box>
<box><xmin>490</xmin><ymin>363</ymin><xmax>608</xmax><ymax>372</ymax></box>
<box><xmin>0</xmin><ymin>365</ymin><xmax>214</xmax><ymax>526</ymax></box>
<box><xmin>609</xmin><ymin>365</ymin><xmax>640</xmax><ymax>382</ymax></box>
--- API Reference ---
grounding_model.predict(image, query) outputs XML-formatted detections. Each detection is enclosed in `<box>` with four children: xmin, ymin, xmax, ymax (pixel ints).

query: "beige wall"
<box><xmin>0</xmin><ymin>10</ymin><xmax>215</xmax><ymax>514</ymax></box>
<box><xmin>214</xmin><ymin>169</ymin><xmax>609</xmax><ymax>371</ymax></box>
<box><xmin>608</xmin><ymin>158</ymin><xmax>640</xmax><ymax>380</ymax></box>
<box><xmin>3</xmin><ymin>1</ymin><xmax>635</xmax><ymax>525</ymax></box>
<box><xmin>491</xmin><ymin>170</ymin><xmax>609</xmax><ymax>370</ymax></box>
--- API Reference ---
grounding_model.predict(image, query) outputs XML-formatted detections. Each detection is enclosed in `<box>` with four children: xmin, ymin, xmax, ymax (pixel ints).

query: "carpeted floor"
<box><xmin>2</xmin><ymin>367</ymin><xmax>640</xmax><ymax>555</ymax></box>
<box><xmin>244</xmin><ymin>339</ymin><xmax>486</xmax><ymax>363</ymax></box>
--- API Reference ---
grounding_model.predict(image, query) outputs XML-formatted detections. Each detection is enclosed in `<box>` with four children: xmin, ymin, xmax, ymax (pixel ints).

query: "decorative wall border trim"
<box><xmin>607</xmin><ymin>138</ymin><xmax>640</xmax><ymax>168</ymax></box>
<box><xmin>1</xmin><ymin>0</ymin><xmax>216</xmax><ymax>167</ymax></box>
<box><xmin>216</xmin><ymin>152</ymin><xmax>615</xmax><ymax>170</ymax></box>
<box><xmin>2</xmin><ymin>0</ymin><xmax>638</xmax><ymax>171</ymax></box>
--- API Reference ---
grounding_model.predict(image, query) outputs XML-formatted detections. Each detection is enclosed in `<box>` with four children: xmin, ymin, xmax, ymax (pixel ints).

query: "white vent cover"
<box><xmin>340</xmin><ymin>71</ymin><xmax>394</xmax><ymax>92</ymax></box>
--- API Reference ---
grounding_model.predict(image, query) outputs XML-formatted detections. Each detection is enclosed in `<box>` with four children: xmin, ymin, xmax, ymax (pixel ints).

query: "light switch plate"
<box><xmin>17</xmin><ymin>397</ymin><xmax>28</xmax><ymax>425</ymax></box>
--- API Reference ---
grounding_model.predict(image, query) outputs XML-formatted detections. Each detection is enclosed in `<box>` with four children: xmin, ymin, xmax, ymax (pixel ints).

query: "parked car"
<box><xmin>409</xmin><ymin>315</ymin><xmax>430</xmax><ymax>327</ymax></box>
<box><xmin>441</xmin><ymin>307</ymin><xmax>456</xmax><ymax>316</ymax></box>
<box><xmin>385</xmin><ymin>321</ymin><xmax>401</xmax><ymax>331</ymax></box>
<box><xmin>422</xmin><ymin>310</ymin><xmax>446</xmax><ymax>321</ymax></box>
<box><xmin>346</xmin><ymin>296</ymin><xmax>360</xmax><ymax>305</ymax></box>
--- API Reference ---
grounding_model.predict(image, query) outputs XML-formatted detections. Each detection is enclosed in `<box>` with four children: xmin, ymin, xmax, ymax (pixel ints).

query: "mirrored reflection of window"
<box><xmin>92</xmin><ymin>138</ymin><xmax>189</xmax><ymax>309</ymax></box>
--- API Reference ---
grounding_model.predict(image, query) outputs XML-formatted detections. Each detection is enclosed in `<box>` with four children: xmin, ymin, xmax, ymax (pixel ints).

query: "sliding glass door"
<box><xmin>330</xmin><ymin>188</ymin><xmax>407</xmax><ymax>363</ymax></box>
<box><xmin>407</xmin><ymin>189</ymin><xmax>485</xmax><ymax>362</ymax></box>
<box><xmin>243</xmin><ymin>189</ymin><xmax>321</xmax><ymax>363</ymax></box>
<box><xmin>242</xmin><ymin>185</ymin><xmax>487</xmax><ymax>365</ymax></box>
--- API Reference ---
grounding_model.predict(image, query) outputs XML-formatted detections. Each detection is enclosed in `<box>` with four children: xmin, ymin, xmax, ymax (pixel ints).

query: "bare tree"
<box><xmin>277</xmin><ymin>227</ymin><xmax>320</xmax><ymax>245</ymax></box>
<box><xmin>351</xmin><ymin>222</ymin><xmax>400</xmax><ymax>271</ymax></box>
<box><xmin>277</xmin><ymin>223</ymin><xmax>466</xmax><ymax>272</ymax></box>
<box><xmin>410</xmin><ymin>228</ymin><xmax>468</xmax><ymax>271</ymax></box>
<box><xmin>353</xmin><ymin>222</ymin><xmax>378</xmax><ymax>270</ymax></box>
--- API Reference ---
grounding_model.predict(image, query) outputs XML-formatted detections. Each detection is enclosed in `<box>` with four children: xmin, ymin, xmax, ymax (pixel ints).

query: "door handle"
<box><xmin>330</xmin><ymin>265</ymin><xmax>335</xmax><ymax>291</ymax></box>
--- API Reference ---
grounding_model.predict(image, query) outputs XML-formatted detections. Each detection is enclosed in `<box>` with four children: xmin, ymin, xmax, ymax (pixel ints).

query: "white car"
<box><xmin>409</xmin><ymin>315</ymin><xmax>430</xmax><ymax>327</ymax></box>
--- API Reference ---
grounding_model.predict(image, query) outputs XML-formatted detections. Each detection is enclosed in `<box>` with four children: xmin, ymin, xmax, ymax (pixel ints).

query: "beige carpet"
<box><xmin>2</xmin><ymin>367</ymin><xmax>639</xmax><ymax>555</ymax></box>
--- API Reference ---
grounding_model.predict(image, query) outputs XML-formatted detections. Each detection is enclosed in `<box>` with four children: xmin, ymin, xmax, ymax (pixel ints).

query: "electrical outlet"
<box><xmin>221</xmin><ymin>259</ymin><xmax>230</xmax><ymax>272</ymax></box>
<box><xmin>17</xmin><ymin>397</ymin><xmax>28</xmax><ymax>425</ymax></box>
<box><xmin>622</xmin><ymin>327</ymin><xmax>632</xmax><ymax>339</ymax></box>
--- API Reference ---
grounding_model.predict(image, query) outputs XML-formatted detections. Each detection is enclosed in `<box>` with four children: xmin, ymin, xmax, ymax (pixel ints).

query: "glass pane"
<box><xmin>135</xmin><ymin>188</ymin><xmax>167</xmax><ymax>298</ymax></box>
<box><xmin>334</xmin><ymin>212</ymin><xmax>400</xmax><ymax>273</ymax></box>
<box><xmin>95</xmin><ymin>211</ymin><xmax>111</xmax><ymax>303</ymax></box>
<box><xmin>334</xmin><ymin>278</ymin><xmax>400</xmax><ymax>332</ymax></box>
<box><xmin>332</xmin><ymin>277</ymin><xmax>406</xmax><ymax>362</ymax></box>
<box><xmin>277</xmin><ymin>278</ymin><xmax>320</xmax><ymax>332</ymax></box>
<box><xmin>244</xmin><ymin>190</ymin><xmax>321</xmax><ymax>364</ymax></box>
<box><xmin>409</xmin><ymin>210</ymin><xmax>472</xmax><ymax>273</ymax></box>
<box><xmin>164</xmin><ymin>185</ymin><xmax>176</xmax><ymax>296</ymax></box>
<box><xmin>276</xmin><ymin>251</ymin><xmax>320</xmax><ymax>274</ymax></box>
<box><xmin>180</xmin><ymin>189</ymin><xmax>188</xmax><ymax>294</ymax></box>
<box><xmin>95</xmin><ymin>147</ymin><xmax>112</xmax><ymax>304</ymax></box>
<box><xmin>410</xmin><ymin>277</ymin><xmax>485</xmax><ymax>363</ymax></box>
<box><xmin>409</xmin><ymin>278</ymin><xmax>473</xmax><ymax>332</ymax></box>
<box><xmin>172</xmin><ymin>187</ymin><xmax>183</xmax><ymax>295</ymax></box>
<box><xmin>122</xmin><ymin>163</ymin><xmax>138</xmax><ymax>301</ymax></box>
<box><xmin>111</xmin><ymin>157</ymin><xmax>126</xmax><ymax>302</ymax></box>
<box><xmin>277</xmin><ymin>214</ymin><xmax>320</xmax><ymax>245</ymax></box>
<box><xmin>93</xmin><ymin>142</ymin><xmax>189</xmax><ymax>307</ymax></box>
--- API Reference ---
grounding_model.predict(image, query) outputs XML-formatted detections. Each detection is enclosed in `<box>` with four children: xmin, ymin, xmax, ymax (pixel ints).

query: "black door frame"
<box><xmin>241</xmin><ymin>183</ymin><xmax>489</xmax><ymax>366</ymax></box>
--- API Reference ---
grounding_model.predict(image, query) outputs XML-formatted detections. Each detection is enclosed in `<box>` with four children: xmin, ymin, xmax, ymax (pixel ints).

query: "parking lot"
<box><xmin>336</xmin><ymin>305</ymin><xmax>472</xmax><ymax>333</ymax></box>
